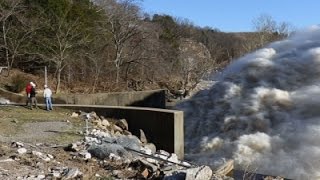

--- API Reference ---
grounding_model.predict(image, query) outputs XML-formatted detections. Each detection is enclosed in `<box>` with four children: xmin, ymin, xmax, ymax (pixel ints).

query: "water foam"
<box><xmin>176</xmin><ymin>26</ymin><xmax>320</xmax><ymax>179</ymax></box>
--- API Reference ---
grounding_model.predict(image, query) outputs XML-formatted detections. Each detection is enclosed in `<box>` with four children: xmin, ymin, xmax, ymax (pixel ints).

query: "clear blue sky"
<box><xmin>140</xmin><ymin>0</ymin><xmax>319</xmax><ymax>32</ymax></box>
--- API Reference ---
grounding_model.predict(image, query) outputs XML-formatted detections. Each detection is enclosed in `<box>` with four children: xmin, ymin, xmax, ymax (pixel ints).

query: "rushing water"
<box><xmin>176</xmin><ymin>26</ymin><xmax>320</xmax><ymax>179</ymax></box>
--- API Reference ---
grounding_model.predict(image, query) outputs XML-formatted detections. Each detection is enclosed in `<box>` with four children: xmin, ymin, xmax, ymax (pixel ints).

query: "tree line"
<box><xmin>0</xmin><ymin>0</ymin><xmax>291</xmax><ymax>94</ymax></box>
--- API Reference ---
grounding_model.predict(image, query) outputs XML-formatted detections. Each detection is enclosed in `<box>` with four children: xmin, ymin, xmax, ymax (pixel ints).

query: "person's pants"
<box><xmin>30</xmin><ymin>97</ymin><xmax>37</xmax><ymax>109</ymax></box>
<box><xmin>45</xmin><ymin>97</ymin><xmax>53</xmax><ymax>110</ymax></box>
<box><xmin>26</xmin><ymin>97</ymin><xmax>31</xmax><ymax>106</ymax></box>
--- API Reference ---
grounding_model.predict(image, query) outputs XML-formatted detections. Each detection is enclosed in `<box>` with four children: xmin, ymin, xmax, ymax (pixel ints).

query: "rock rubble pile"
<box><xmin>0</xmin><ymin>110</ymin><xmax>231</xmax><ymax>179</ymax></box>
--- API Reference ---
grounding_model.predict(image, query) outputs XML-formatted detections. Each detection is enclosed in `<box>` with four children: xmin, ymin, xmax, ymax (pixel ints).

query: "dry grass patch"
<box><xmin>0</xmin><ymin>106</ymin><xmax>85</xmax><ymax>144</ymax></box>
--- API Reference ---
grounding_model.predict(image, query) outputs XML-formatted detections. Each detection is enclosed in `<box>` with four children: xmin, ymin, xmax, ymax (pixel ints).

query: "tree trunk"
<box><xmin>116</xmin><ymin>66</ymin><xmax>120</xmax><ymax>84</ymax></box>
<box><xmin>3</xmin><ymin>24</ymin><xmax>10</xmax><ymax>69</ymax></box>
<box><xmin>56</xmin><ymin>69</ymin><xmax>62</xmax><ymax>94</ymax></box>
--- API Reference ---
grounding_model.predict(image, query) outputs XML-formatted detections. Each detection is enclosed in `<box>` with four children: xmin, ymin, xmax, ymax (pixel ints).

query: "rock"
<box><xmin>158</xmin><ymin>150</ymin><xmax>170</xmax><ymax>157</ymax></box>
<box><xmin>88</xmin><ymin>143</ymin><xmax>132</xmax><ymax>160</ymax></box>
<box><xmin>32</xmin><ymin>151</ymin><xmax>51</xmax><ymax>161</ymax></box>
<box><xmin>123</xmin><ymin>130</ymin><xmax>132</xmax><ymax>135</ymax></box>
<box><xmin>141</xmin><ymin>168</ymin><xmax>149</xmax><ymax>179</ymax></box>
<box><xmin>37</xmin><ymin>174</ymin><xmax>46</xmax><ymax>179</ymax></box>
<box><xmin>112</xmin><ymin>169</ymin><xmax>136</xmax><ymax>179</ymax></box>
<box><xmin>101</xmin><ymin>119</ymin><xmax>110</xmax><ymax>127</ymax></box>
<box><xmin>17</xmin><ymin>148</ymin><xmax>27</xmax><ymax>154</ymax></box>
<box><xmin>64</xmin><ymin>143</ymin><xmax>80</xmax><ymax>152</ymax></box>
<box><xmin>89</xmin><ymin>111</ymin><xmax>99</xmax><ymax>120</ymax></box>
<box><xmin>47</xmin><ymin>154</ymin><xmax>54</xmax><ymax>159</ymax></box>
<box><xmin>85</xmin><ymin>137</ymin><xmax>100</xmax><ymax>144</ymax></box>
<box><xmin>71</xmin><ymin>112</ymin><xmax>79</xmax><ymax>118</ymax></box>
<box><xmin>143</xmin><ymin>143</ymin><xmax>156</xmax><ymax>154</ymax></box>
<box><xmin>90</xmin><ymin>129</ymin><xmax>111</xmax><ymax>138</ymax></box>
<box><xmin>116</xmin><ymin>119</ymin><xmax>128</xmax><ymax>130</ymax></box>
<box><xmin>112</xmin><ymin>124</ymin><xmax>123</xmax><ymax>133</ymax></box>
<box><xmin>185</xmin><ymin>166</ymin><xmax>213</xmax><ymax>180</ymax></box>
<box><xmin>11</xmin><ymin>142</ymin><xmax>24</xmax><ymax>148</ymax></box>
<box><xmin>62</xmin><ymin>168</ymin><xmax>82</xmax><ymax>179</ymax></box>
<box><xmin>11</xmin><ymin>119</ymin><xmax>18</xmax><ymax>123</ymax></box>
<box><xmin>79</xmin><ymin>151</ymin><xmax>91</xmax><ymax>160</ymax></box>
<box><xmin>0</xmin><ymin>158</ymin><xmax>14</xmax><ymax>162</ymax></box>
<box><xmin>181</xmin><ymin>161</ymin><xmax>192</xmax><ymax>167</ymax></box>
<box><xmin>36</xmin><ymin>162</ymin><xmax>45</xmax><ymax>169</ymax></box>
<box><xmin>141</xmin><ymin>147</ymin><xmax>152</xmax><ymax>155</ymax></box>
<box><xmin>140</xmin><ymin>129</ymin><xmax>148</xmax><ymax>144</ymax></box>
<box><xmin>116</xmin><ymin>135</ymin><xmax>141</xmax><ymax>151</ymax></box>
<box><xmin>52</xmin><ymin>171</ymin><xmax>61</xmax><ymax>178</ymax></box>
<box><xmin>164</xmin><ymin>172</ymin><xmax>186</xmax><ymax>180</ymax></box>
<box><xmin>155</xmin><ymin>150</ymin><xmax>172</xmax><ymax>160</ymax></box>
<box><xmin>167</xmin><ymin>153</ymin><xmax>179</xmax><ymax>164</ymax></box>
<box><xmin>139</xmin><ymin>159</ymin><xmax>159</xmax><ymax>172</ymax></box>
<box><xmin>146</xmin><ymin>158</ymin><xmax>158</xmax><ymax>164</ymax></box>
<box><xmin>109</xmin><ymin>153</ymin><xmax>121</xmax><ymax>161</ymax></box>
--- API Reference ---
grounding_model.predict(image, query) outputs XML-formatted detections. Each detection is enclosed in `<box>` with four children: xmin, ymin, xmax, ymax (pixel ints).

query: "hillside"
<box><xmin>0</xmin><ymin>0</ymin><xmax>286</xmax><ymax>95</ymax></box>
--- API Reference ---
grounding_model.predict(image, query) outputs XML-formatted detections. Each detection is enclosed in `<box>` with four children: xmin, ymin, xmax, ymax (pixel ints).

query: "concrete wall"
<box><xmin>0</xmin><ymin>88</ymin><xmax>25</xmax><ymax>103</ymax></box>
<box><xmin>0</xmin><ymin>88</ymin><xmax>166</xmax><ymax>108</ymax></box>
<box><xmin>54</xmin><ymin>89</ymin><xmax>166</xmax><ymax>108</ymax></box>
<box><xmin>59</xmin><ymin>105</ymin><xmax>184</xmax><ymax>159</ymax></box>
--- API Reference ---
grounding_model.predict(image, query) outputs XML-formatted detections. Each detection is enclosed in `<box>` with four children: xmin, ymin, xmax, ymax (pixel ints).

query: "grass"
<box><xmin>0</xmin><ymin>105</ymin><xmax>86</xmax><ymax>144</ymax></box>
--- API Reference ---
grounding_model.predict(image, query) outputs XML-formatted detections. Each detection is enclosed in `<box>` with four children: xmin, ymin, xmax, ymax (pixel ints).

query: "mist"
<box><xmin>176</xmin><ymin>26</ymin><xmax>320</xmax><ymax>179</ymax></box>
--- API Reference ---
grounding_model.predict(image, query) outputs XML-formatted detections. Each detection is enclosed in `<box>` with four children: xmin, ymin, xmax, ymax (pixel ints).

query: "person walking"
<box><xmin>25</xmin><ymin>82</ymin><xmax>32</xmax><ymax>106</ymax></box>
<box><xmin>29</xmin><ymin>82</ymin><xmax>38</xmax><ymax>109</ymax></box>
<box><xmin>43</xmin><ymin>85</ymin><xmax>53</xmax><ymax>111</ymax></box>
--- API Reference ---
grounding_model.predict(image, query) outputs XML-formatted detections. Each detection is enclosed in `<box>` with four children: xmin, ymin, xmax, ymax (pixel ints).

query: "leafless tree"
<box><xmin>0</xmin><ymin>0</ymin><xmax>36</xmax><ymax>73</ymax></box>
<box><xmin>251</xmin><ymin>14</ymin><xmax>293</xmax><ymax>50</ymax></box>
<box><xmin>178</xmin><ymin>39</ymin><xmax>213</xmax><ymax>94</ymax></box>
<box><xmin>36</xmin><ymin>10</ymin><xmax>89</xmax><ymax>93</ymax></box>
<box><xmin>84</xmin><ymin>38</ymin><xmax>112</xmax><ymax>93</ymax></box>
<box><xmin>94</xmin><ymin>0</ymin><xmax>143</xmax><ymax>85</ymax></box>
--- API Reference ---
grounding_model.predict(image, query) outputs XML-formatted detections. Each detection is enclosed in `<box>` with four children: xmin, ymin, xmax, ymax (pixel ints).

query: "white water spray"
<box><xmin>176</xmin><ymin>26</ymin><xmax>320</xmax><ymax>179</ymax></box>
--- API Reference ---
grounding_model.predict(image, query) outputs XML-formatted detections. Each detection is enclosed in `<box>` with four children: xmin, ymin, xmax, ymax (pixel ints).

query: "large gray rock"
<box><xmin>115</xmin><ymin>135</ymin><xmax>142</xmax><ymax>151</ymax></box>
<box><xmin>88</xmin><ymin>143</ymin><xmax>132</xmax><ymax>160</ymax></box>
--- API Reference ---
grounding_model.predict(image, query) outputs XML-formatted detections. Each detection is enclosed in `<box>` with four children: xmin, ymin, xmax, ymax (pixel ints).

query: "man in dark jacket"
<box><xmin>29</xmin><ymin>82</ymin><xmax>38</xmax><ymax>109</ymax></box>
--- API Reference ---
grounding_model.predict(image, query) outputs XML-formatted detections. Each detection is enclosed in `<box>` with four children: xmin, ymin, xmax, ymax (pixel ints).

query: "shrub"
<box><xmin>9</xmin><ymin>74</ymin><xmax>29</xmax><ymax>93</ymax></box>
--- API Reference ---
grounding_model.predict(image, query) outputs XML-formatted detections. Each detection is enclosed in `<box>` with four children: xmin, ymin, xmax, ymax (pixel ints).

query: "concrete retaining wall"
<box><xmin>54</xmin><ymin>89</ymin><xmax>166</xmax><ymax>108</ymax></box>
<box><xmin>0</xmin><ymin>88</ymin><xmax>166</xmax><ymax>108</ymax></box>
<box><xmin>59</xmin><ymin>104</ymin><xmax>184</xmax><ymax>159</ymax></box>
<box><xmin>0</xmin><ymin>88</ymin><xmax>25</xmax><ymax>103</ymax></box>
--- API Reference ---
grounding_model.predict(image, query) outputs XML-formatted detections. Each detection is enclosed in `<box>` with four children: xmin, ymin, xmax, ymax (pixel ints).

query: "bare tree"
<box><xmin>36</xmin><ymin>9</ymin><xmax>89</xmax><ymax>93</ymax></box>
<box><xmin>252</xmin><ymin>14</ymin><xmax>277</xmax><ymax>33</ymax></box>
<box><xmin>178</xmin><ymin>39</ymin><xmax>212</xmax><ymax>94</ymax></box>
<box><xmin>84</xmin><ymin>38</ymin><xmax>112</xmax><ymax>93</ymax></box>
<box><xmin>251</xmin><ymin>14</ymin><xmax>278</xmax><ymax>48</ymax></box>
<box><xmin>0</xmin><ymin>0</ymin><xmax>35</xmax><ymax>73</ymax></box>
<box><xmin>94</xmin><ymin>0</ymin><xmax>142</xmax><ymax>85</ymax></box>
<box><xmin>242</xmin><ymin>14</ymin><xmax>294</xmax><ymax>53</ymax></box>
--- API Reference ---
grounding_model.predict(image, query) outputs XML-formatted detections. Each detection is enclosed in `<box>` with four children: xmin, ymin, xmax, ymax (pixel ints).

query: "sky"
<box><xmin>140</xmin><ymin>0</ymin><xmax>319</xmax><ymax>32</ymax></box>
